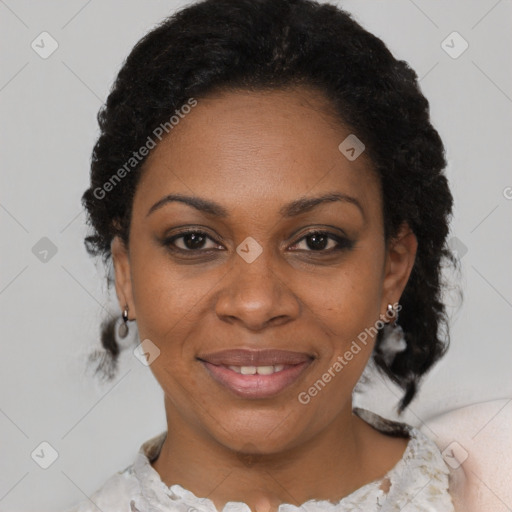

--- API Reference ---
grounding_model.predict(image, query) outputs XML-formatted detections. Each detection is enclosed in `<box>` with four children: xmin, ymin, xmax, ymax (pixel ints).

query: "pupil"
<box><xmin>185</xmin><ymin>233</ymin><xmax>205</xmax><ymax>249</ymax></box>
<box><xmin>307</xmin><ymin>233</ymin><xmax>327</xmax><ymax>250</ymax></box>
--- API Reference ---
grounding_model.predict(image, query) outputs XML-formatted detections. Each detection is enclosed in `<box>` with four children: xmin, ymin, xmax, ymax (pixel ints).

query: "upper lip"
<box><xmin>197</xmin><ymin>349</ymin><xmax>314</xmax><ymax>366</ymax></box>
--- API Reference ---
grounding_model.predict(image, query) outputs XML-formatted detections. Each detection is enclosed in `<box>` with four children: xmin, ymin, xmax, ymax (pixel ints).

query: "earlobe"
<box><xmin>382</xmin><ymin>222</ymin><xmax>418</xmax><ymax>304</ymax></box>
<box><xmin>111</xmin><ymin>236</ymin><xmax>136</xmax><ymax>318</ymax></box>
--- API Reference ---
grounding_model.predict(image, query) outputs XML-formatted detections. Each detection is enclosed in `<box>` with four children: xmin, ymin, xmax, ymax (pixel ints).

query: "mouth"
<box><xmin>196</xmin><ymin>348</ymin><xmax>315</xmax><ymax>399</ymax></box>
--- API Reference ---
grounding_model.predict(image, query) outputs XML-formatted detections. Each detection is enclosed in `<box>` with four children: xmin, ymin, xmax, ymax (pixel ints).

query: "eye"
<box><xmin>162</xmin><ymin>229</ymin><xmax>354</xmax><ymax>255</ymax></box>
<box><xmin>289</xmin><ymin>231</ymin><xmax>354</xmax><ymax>253</ymax></box>
<box><xmin>164</xmin><ymin>230</ymin><xmax>221</xmax><ymax>252</ymax></box>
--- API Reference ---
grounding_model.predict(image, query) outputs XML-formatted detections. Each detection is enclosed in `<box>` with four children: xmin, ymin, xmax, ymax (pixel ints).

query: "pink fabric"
<box><xmin>419</xmin><ymin>399</ymin><xmax>512</xmax><ymax>512</ymax></box>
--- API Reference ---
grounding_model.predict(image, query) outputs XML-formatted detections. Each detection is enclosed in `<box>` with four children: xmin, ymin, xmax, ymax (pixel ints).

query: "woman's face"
<box><xmin>112</xmin><ymin>87</ymin><xmax>417</xmax><ymax>454</ymax></box>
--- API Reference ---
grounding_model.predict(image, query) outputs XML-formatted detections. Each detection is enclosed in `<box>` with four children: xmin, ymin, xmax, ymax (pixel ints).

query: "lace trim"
<box><xmin>122</xmin><ymin>408</ymin><xmax>453</xmax><ymax>511</ymax></box>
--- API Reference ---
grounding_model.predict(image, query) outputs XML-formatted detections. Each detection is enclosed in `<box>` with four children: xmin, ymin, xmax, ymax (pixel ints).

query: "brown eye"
<box><xmin>289</xmin><ymin>231</ymin><xmax>354</xmax><ymax>253</ymax></box>
<box><xmin>164</xmin><ymin>230</ymin><xmax>221</xmax><ymax>252</ymax></box>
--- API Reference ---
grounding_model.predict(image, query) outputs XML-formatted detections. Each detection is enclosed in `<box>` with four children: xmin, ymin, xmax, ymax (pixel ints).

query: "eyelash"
<box><xmin>162</xmin><ymin>229</ymin><xmax>354</xmax><ymax>255</ymax></box>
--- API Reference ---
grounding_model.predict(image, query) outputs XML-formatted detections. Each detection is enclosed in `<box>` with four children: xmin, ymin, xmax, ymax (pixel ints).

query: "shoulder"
<box><xmin>418</xmin><ymin>399</ymin><xmax>512</xmax><ymax>512</ymax></box>
<box><xmin>61</xmin><ymin>465</ymin><xmax>141</xmax><ymax>512</ymax></box>
<box><xmin>62</xmin><ymin>431</ymin><xmax>168</xmax><ymax>512</ymax></box>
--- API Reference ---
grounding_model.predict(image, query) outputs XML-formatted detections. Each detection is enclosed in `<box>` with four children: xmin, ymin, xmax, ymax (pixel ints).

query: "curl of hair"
<box><xmin>82</xmin><ymin>0</ymin><xmax>462</xmax><ymax>412</ymax></box>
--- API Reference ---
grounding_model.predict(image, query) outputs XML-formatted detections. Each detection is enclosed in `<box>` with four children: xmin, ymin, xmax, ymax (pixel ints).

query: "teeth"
<box><xmin>254</xmin><ymin>365</ymin><xmax>275</xmax><ymax>375</ymax></box>
<box><xmin>227</xmin><ymin>364</ymin><xmax>286</xmax><ymax>375</ymax></box>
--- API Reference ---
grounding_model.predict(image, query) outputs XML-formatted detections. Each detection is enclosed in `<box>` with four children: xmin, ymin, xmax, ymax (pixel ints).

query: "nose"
<box><xmin>214</xmin><ymin>247</ymin><xmax>300</xmax><ymax>331</ymax></box>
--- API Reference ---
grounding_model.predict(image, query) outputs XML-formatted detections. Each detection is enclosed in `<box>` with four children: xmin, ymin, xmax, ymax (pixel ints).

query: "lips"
<box><xmin>197</xmin><ymin>348</ymin><xmax>315</xmax><ymax>399</ymax></box>
<box><xmin>196</xmin><ymin>348</ymin><xmax>313</xmax><ymax>367</ymax></box>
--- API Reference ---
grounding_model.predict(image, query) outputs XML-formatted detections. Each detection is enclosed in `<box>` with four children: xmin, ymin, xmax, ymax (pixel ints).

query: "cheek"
<box><xmin>128</xmin><ymin>245</ymin><xmax>196</xmax><ymax>341</ymax></box>
<box><xmin>314</xmin><ymin>258</ymin><xmax>383</xmax><ymax>336</ymax></box>
<box><xmin>297</xmin><ymin>268</ymin><xmax>381</xmax><ymax>419</ymax></box>
<box><xmin>307</xmin><ymin>254</ymin><xmax>383</xmax><ymax>387</ymax></box>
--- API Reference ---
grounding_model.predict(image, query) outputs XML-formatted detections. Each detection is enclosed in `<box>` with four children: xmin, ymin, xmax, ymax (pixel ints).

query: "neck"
<box><xmin>150</xmin><ymin>396</ymin><xmax>401</xmax><ymax>512</ymax></box>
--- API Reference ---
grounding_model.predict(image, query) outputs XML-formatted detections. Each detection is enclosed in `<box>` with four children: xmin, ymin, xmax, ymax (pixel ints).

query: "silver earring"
<box><xmin>386</xmin><ymin>302</ymin><xmax>399</xmax><ymax>324</ymax></box>
<box><xmin>118</xmin><ymin>305</ymin><xmax>129</xmax><ymax>339</ymax></box>
<box><xmin>380</xmin><ymin>303</ymin><xmax>407</xmax><ymax>365</ymax></box>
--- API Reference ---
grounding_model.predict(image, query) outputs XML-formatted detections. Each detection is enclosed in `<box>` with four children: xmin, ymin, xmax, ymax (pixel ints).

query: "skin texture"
<box><xmin>111</xmin><ymin>87</ymin><xmax>418</xmax><ymax>511</ymax></box>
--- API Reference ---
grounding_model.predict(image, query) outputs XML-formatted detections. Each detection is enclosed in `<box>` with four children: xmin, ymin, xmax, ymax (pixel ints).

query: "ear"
<box><xmin>111</xmin><ymin>236</ymin><xmax>136</xmax><ymax>319</ymax></box>
<box><xmin>380</xmin><ymin>222</ymin><xmax>418</xmax><ymax>314</ymax></box>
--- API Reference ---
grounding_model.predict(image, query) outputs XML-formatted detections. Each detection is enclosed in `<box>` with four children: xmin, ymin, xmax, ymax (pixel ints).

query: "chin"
<box><xmin>206</xmin><ymin>406</ymin><xmax>306</xmax><ymax>454</ymax></box>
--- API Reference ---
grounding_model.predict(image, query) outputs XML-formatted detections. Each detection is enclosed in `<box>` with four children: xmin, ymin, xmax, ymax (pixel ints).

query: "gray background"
<box><xmin>0</xmin><ymin>1</ymin><xmax>511</xmax><ymax>510</ymax></box>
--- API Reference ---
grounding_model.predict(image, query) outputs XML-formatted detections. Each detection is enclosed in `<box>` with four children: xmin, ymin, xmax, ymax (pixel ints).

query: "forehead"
<box><xmin>135</xmin><ymin>87</ymin><xmax>380</xmax><ymax>221</ymax></box>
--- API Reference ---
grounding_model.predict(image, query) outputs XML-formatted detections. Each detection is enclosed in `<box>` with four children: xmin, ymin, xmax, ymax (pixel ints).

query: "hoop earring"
<box><xmin>118</xmin><ymin>305</ymin><xmax>130</xmax><ymax>339</ymax></box>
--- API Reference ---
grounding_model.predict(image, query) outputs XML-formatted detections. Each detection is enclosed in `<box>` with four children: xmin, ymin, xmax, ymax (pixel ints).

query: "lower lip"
<box><xmin>200</xmin><ymin>360</ymin><xmax>313</xmax><ymax>399</ymax></box>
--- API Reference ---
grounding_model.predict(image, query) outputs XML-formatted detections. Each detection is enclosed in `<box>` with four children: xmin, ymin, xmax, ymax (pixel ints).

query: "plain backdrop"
<box><xmin>0</xmin><ymin>1</ymin><xmax>511</xmax><ymax>510</ymax></box>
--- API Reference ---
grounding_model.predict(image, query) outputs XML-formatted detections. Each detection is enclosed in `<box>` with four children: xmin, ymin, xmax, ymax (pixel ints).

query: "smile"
<box><xmin>199</xmin><ymin>359</ymin><xmax>313</xmax><ymax>399</ymax></box>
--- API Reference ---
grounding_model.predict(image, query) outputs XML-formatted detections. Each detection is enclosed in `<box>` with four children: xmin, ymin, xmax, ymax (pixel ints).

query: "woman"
<box><xmin>67</xmin><ymin>0</ymin><xmax>461</xmax><ymax>510</ymax></box>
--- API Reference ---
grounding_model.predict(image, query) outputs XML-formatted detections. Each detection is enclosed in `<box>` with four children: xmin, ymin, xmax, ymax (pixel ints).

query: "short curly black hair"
<box><xmin>82</xmin><ymin>0</ymin><xmax>462</xmax><ymax>412</ymax></box>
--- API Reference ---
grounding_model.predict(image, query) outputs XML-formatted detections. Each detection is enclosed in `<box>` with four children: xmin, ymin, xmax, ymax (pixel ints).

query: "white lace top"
<box><xmin>63</xmin><ymin>408</ymin><xmax>454</xmax><ymax>512</ymax></box>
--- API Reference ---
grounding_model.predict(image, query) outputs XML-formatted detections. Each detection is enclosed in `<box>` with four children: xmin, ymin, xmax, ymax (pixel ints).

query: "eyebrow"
<box><xmin>146</xmin><ymin>192</ymin><xmax>365</xmax><ymax>220</ymax></box>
